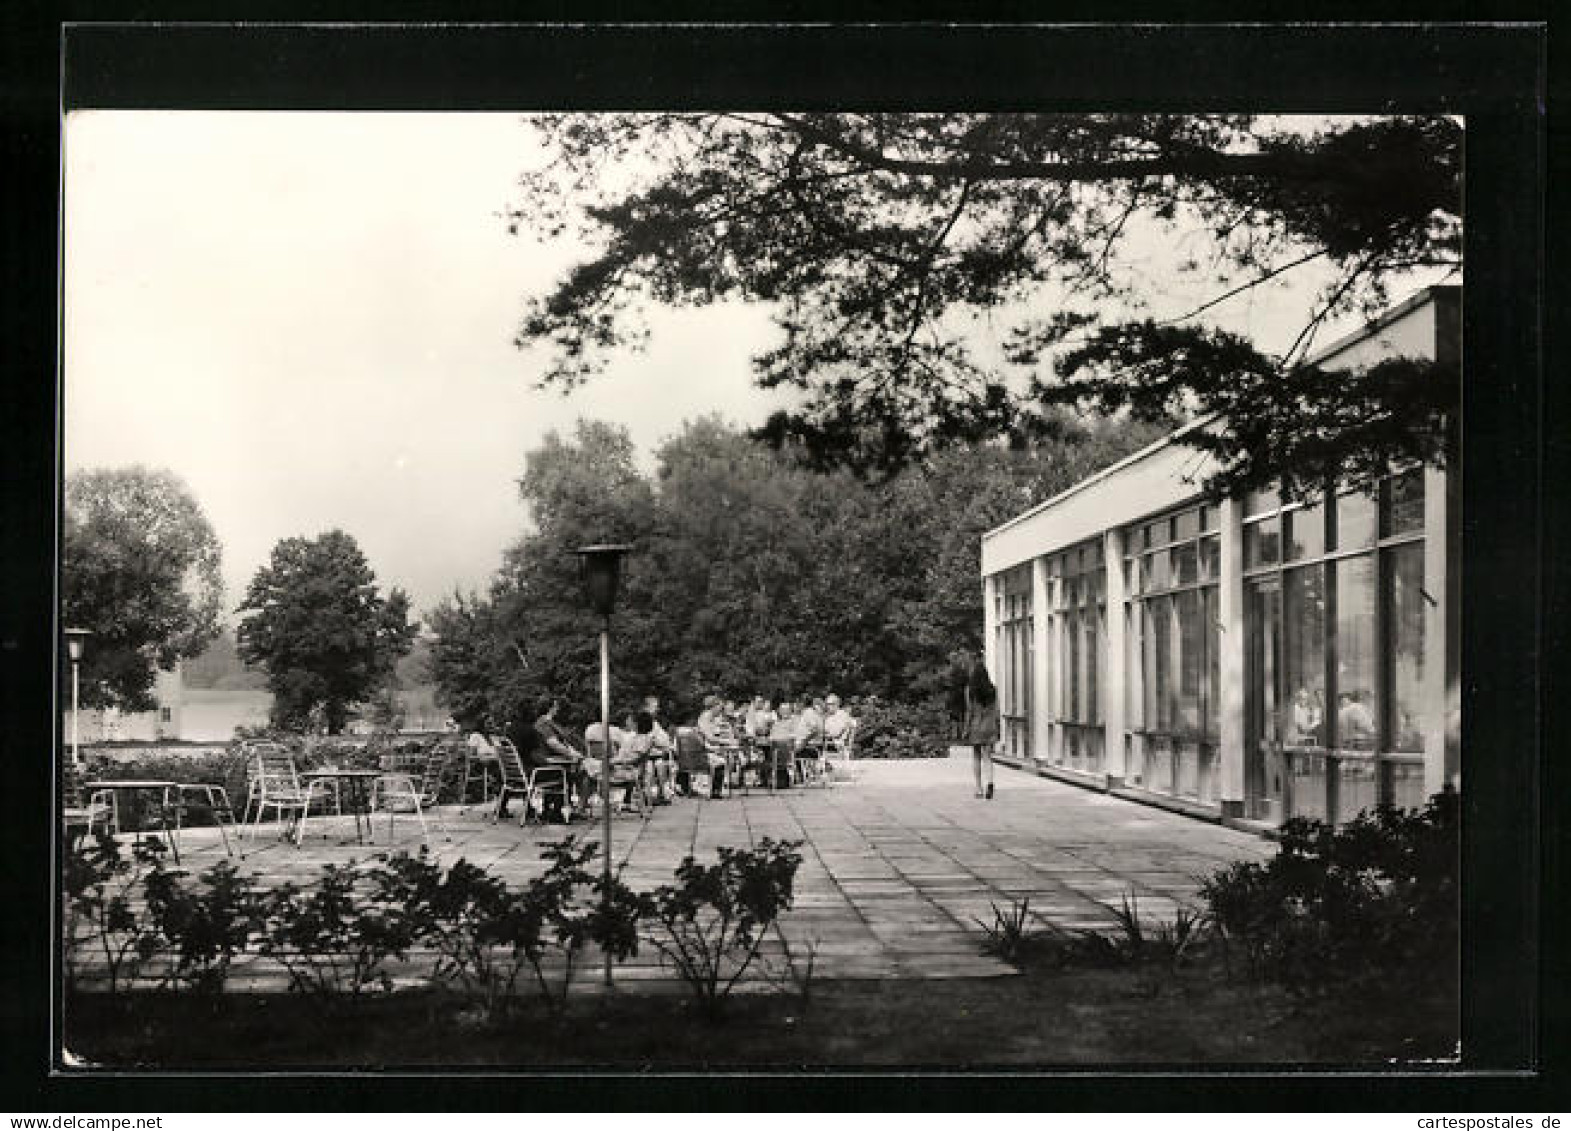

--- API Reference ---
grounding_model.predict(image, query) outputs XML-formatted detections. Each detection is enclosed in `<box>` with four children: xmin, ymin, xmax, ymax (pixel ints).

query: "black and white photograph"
<box><xmin>37</xmin><ymin>22</ymin><xmax>1549</xmax><ymax>1087</ymax></box>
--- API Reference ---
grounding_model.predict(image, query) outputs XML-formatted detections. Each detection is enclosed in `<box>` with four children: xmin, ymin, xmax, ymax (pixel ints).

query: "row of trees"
<box><xmin>62</xmin><ymin>467</ymin><xmax>415</xmax><ymax>734</ymax></box>
<box><xmin>427</xmin><ymin>412</ymin><xmax>1166</xmax><ymax>733</ymax></box>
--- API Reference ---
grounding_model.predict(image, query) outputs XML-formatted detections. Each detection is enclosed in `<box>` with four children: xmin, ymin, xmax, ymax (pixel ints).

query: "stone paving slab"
<box><xmin>86</xmin><ymin>750</ymin><xmax>1271</xmax><ymax>991</ymax></box>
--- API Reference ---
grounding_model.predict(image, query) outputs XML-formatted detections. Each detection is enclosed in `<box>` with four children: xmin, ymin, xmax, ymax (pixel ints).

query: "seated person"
<box><xmin>674</xmin><ymin>724</ymin><xmax>729</xmax><ymax>799</ymax></box>
<box><xmin>524</xmin><ymin>698</ymin><xmax>584</xmax><ymax>822</ymax></box>
<box><xmin>823</xmin><ymin>694</ymin><xmax>854</xmax><ymax>742</ymax></box>
<box><xmin>582</xmin><ymin>713</ymin><xmax>642</xmax><ymax>810</ymax></box>
<box><xmin>795</xmin><ymin>696</ymin><xmax>826</xmax><ymax>754</ymax></box>
<box><xmin>637</xmin><ymin>697</ymin><xmax>678</xmax><ymax>803</ymax></box>
<box><xmin>745</xmin><ymin>696</ymin><xmax>777</xmax><ymax>740</ymax></box>
<box><xmin>621</xmin><ymin>710</ymin><xmax>672</xmax><ymax>804</ymax></box>
<box><xmin>767</xmin><ymin>700</ymin><xmax>800</xmax><ymax>787</ymax></box>
<box><xmin>697</xmin><ymin>695</ymin><xmax>739</xmax><ymax>747</ymax></box>
<box><xmin>1336</xmin><ymin>690</ymin><xmax>1377</xmax><ymax>750</ymax></box>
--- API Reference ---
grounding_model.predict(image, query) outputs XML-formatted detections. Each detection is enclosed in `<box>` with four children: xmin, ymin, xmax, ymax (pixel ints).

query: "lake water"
<box><xmin>180</xmin><ymin>688</ymin><xmax>273</xmax><ymax>741</ymax></box>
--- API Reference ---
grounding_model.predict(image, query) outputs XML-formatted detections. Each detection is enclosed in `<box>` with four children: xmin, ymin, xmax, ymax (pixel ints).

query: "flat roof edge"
<box><xmin>983</xmin><ymin>285</ymin><xmax>1456</xmax><ymax>546</ymax></box>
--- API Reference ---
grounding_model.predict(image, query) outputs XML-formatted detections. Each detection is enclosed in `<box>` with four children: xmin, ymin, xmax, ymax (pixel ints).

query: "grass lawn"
<box><xmin>64</xmin><ymin>958</ymin><xmax>1457</xmax><ymax>1069</ymax></box>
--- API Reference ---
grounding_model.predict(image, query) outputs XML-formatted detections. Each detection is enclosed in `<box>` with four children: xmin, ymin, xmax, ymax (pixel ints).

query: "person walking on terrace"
<box><xmin>964</xmin><ymin>652</ymin><xmax>1000</xmax><ymax>800</ymax></box>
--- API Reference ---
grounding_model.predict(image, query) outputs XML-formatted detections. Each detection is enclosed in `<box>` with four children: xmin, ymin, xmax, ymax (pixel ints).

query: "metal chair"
<box><xmin>62</xmin><ymin>762</ymin><xmax>112</xmax><ymax>849</ymax></box>
<box><xmin>821</xmin><ymin>720</ymin><xmax>858</xmax><ymax>785</ymax></box>
<box><xmin>491</xmin><ymin>741</ymin><xmax>573</xmax><ymax>826</ymax></box>
<box><xmin>246</xmin><ymin>747</ymin><xmax>326</xmax><ymax>844</ymax></box>
<box><xmin>368</xmin><ymin>740</ymin><xmax>454</xmax><ymax>847</ymax></box>
<box><xmin>171</xmin><ymin>782</ymin><xmax>241</xmax><ymax>857</ymax></box>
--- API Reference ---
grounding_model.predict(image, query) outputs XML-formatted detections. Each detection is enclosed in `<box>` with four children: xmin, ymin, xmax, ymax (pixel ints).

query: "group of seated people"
<box><xmin>465</xmin><ymin>691</ymin><xmax>857</xmax><ymax>823</ymax></box>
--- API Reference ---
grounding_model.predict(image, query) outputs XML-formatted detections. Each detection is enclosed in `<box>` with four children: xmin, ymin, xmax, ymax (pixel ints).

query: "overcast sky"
<box><xmin>62</xmin><ymin>111</ymin><xmax>1435</xmax><ymax>623</ymax></box>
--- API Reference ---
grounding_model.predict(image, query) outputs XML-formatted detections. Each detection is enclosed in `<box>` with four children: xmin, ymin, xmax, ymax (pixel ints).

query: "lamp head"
<box><xmin>64</xmin><ymin>626</ymin><xmax>92</xmax><ymax>663</ymax></box>
<box><xmin>573</xmin><ymin>543</ymin><xmax>634</xmax><ymax>618</ymax></box>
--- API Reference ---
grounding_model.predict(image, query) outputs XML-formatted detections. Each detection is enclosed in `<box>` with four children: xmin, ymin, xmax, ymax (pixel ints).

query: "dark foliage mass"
<box><xmin>510</xmin><ymin>113</ymin><xmax>1461</xmax><ymax>486</ymax></box>
<box><xmin>62</xmin><ymin>467</ymin><xmax>225</xmax><ymax>711</ymax></box>
<box><xmin>426</xmin><ymin>415</ymin><xmax>1163</xmax><ymax>733</ymax></box>
<box><xmin>1200</xmin><ymin>788</ymin><xmax>1458</xmax><ymax>1000</ymax></box>
<box><xmin>236</xmin><ymin>530</ymin><xmax>418</xmax><ymax>734</ymax></box>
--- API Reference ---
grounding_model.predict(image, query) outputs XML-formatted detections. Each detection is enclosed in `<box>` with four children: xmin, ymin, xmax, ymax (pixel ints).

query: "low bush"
<box><xmin>641</xmin><ymin>838</ymin><xmax>804</xmax><ymax>1015</ymax></box>
<box><xmin>63</xmin><ymin>832</ymin><xmax>165</xmax><ymax>994</ymax></box>
<box><xmin>142</xmin><ymin>859</ymin><xmax>262</xmax><ymax>994</ymax></box>
<box><xmin>259</xmin><ymin>861</ymin><xmax>419</xmax><ymax>996</ymax></box>
<box><xmin>846</xmin><ymin>697</ymin><xmax>950</xmax><ymax>759</ymax></box>
<box><xmin>1199</xmin><ymin>787</ymin><xmax>1459</xmax><ymax>999</ymax></box>
<box><xmin>382</xmin><ymin>839</ymin><xmax>642</xmax><ymax>1018</ymax></box>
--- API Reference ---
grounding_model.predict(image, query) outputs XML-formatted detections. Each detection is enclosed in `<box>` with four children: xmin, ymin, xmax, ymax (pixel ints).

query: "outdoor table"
<box><xmin>297</xmin><ymin>768</ymin><xmax>383</xmax><ymax>846</ymax></box>
<box><xmin>83</xmin><ymin>779</ymin><xmax>182</xmax><ymax>863</ymax></box>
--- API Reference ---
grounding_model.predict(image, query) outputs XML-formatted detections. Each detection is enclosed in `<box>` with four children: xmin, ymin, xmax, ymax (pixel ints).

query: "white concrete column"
<box><xmin>982</xmin><ymin>573</ymin><xmax>999</xmax><ymax>688</ymax></box>
<box><xmin>1030</xmin><ymin>555</ymin><xmax>1051</xmax><ymax>763</ymax></box>
<box><xmin>1423</xmin><ymin>465</ymin><xmax>1458</xmax><ymax>794</ymax></box>
<box><xmin>1217</xmin><ymin>497</ymin><xmax>1247</xmax><ymax>812</ymax></box>
<box><xmin>1103</xmin><ymin>528</ymin><xmax>1127</xmax><ymax>783</ymax></box>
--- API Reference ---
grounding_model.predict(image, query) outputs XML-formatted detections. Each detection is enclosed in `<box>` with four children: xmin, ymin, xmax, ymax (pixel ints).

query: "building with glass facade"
<box><xmin>980</xmin><ymin>287</ymin><xmax>1460</xmax><ymax>829</ymax></box>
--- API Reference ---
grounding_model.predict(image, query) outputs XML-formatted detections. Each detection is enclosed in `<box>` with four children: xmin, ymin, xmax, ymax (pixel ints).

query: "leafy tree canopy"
<box><xmin>236</xmin><ymin>530</ymin><xmax>418</xmax><ymax>734</ymax></box>
<box><xmin>428</xmin><ymin>414</ymin><xmax>1167</xmax><ymax>729</ymax></box>
<box><xmin>510</xmin><ymin>113</ymin><xmax>1461</xmax><ymax>491</ymax></box>
<box><xmin>62</xmin><ymin>467</ymin><xmax>224</xmax><ymax>711</ymax></box>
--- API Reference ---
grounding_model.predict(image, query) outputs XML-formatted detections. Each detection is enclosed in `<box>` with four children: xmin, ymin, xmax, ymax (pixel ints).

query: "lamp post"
<box><xmin>573</xmin><ymin>542</ymin><xmax>633</xmax><ymax>988</ymax></box>
<box><xmin>64</xmin><ymin>628</ymin><xmax>92</xmax><ymax>768</ymax></box>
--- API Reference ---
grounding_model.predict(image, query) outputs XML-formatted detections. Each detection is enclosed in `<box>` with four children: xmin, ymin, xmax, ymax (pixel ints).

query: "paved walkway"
<box><xmin>117</xmin><ymin>752</ymin><xmax>1272</xmax><ymax>991</ymax></box>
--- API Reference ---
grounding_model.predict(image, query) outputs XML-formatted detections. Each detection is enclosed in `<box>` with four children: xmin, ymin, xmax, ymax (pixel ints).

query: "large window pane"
<box><xmin>1382</xmin><ymin>470</ymin><xmax>1425</xmax><ymax>537</ymax></box>
<box><xmin>1333</xmin><ymin>555</ymin><xmax>1379</xmax><ymax>751</ymax></box>
<box><xmin>1145</xmin><ymin>596</ymin><xmax>1172</xmax><ymax>731</ymax></box>
<box><xmin>1146</xmin><ymin>550</ymin><xmax>1170</xmax><ymax>591</ymax></box>
<box><xmin>1200</xmin><ymin>535</ymin><xmax>1221</xmax><ymax>581</ymax></box>
<box><xmin>1284</xmin><ymin>565</ymin><xmax>1327</xmax><ymax>745</ymax></box>
<box><xmin>1384</xmin><ymin>542</ymin><xmax>1427</xmax><ymax>752</ymax></box>
<box><xmin>1175</xmin><ymin>589</ymin><xmax>1203</xmax><ymax>738</ymax></box>
<box><xmin>1285</xmin><ymin>500</ymin><xmax>1326</xmax><ymax>561</ymax></box>
<box><xmin>1203</xmin><ymin>585</ymin><xmax>1220</xmax><ymax>740</ymax></box>
<box><xmin>1335</xmin><ymin>488</ymin><xmax>1379</xmax><ymax>551</ymax></box>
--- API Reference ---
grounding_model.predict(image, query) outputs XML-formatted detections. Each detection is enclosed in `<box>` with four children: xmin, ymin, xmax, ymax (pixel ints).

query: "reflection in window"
<box><xmin>1284</xmin><ymin>565</ymin><xmax>1326</xmax><ymax>746</ymax></box>
<box><xmin>1285</xmin><ymin>500</ymin><xmax>1326</xmax><ymax>561</ymax></box>
<box><xmin>1244</xmin><ymin>518</ymin><xmax>1280</xmax><ymax>570</ymax></box>
<box><xmin>1381</xmin><ymin>470</ymin><xmax>1425</xmax><ymax>537</ymax></box>
<box><xmin>1176</xmin><ymin>589</ymin><xmax>1204</xmax><ymax>738</ymax></box>
<box><xmin>1384</xmin><ymin>542</ymin><xmax>1426</xmax><ymax>753</ymax></box>
<box><xmin>1335</xmin><ymin>488</ymin><xmax>1378</xmax><ymax>551</ymax></box>
<box><xmin>1333</xmin><ymin>555</ymin><xmax>1379</xmax><ymax>751</ymax></box>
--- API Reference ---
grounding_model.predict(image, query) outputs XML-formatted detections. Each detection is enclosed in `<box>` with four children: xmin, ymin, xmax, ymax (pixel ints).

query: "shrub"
<box><xmin>259</xmin><ymin>861</ymin><xmax>419</xmax><ymax>996</ymax></box>
<box><xmin>1199</xmin><ymin>787</ymin><xmax>1459</xmax><ymax>998</ymax></box>
<box><xmin>63</xmin><ymin>833</ymin><xmax>165</xmax><ymax>994</ymax></box>
<box><xmin>642</xmin><ymin>838</ymin><xmax>804</xmax><ymax>1015</ymax></box>
<box><xmin>142</xmin><ymin>859</ymin><xmax>262</xmax><ymax>993</ymax></box>
<box><xmin>377</xmin><ymin>839</ymin><xmax>641</xmax><ymax>1017</ymax></box>
<box><xmin>846</xmin><ymin>697</ymin><xmax>950</xmax><ymax>759</ymax></box>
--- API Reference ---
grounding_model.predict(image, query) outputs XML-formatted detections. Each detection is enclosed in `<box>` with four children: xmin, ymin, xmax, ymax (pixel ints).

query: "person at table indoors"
<box><xmin>1290</xmin><ymin>686</ymin><xmax>1324</xmax><ymax>746</ymax></box>
<box><xmin>964</xmin><ymin>652</ymin><xmax>1001</xmax><ymax>800</ymax></box>
<box><xmin>1336</xmin><ymin>689</ymin><xmax>1377</xmax><ymax>750</ymax></box>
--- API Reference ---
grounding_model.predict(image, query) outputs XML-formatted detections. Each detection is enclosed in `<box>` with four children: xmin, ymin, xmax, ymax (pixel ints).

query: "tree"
<box><xmin>61</xmin><ymin>467</ymin><xmax>224</xmax><ymax>711</ymax></box>
<box><xmin>510</xmin><ymin>113</ymin><xmax>1461</xmax><ymax>488</ymax></box>
<box><xmin>427</xmin><ymin>415</ymin><xmax>1165</xmax><ymax>719</ymax></box>
<box><xmin>236</xmin><ymin>530</ymin><xmax>418</xmax><ymax>734</ymax></box>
